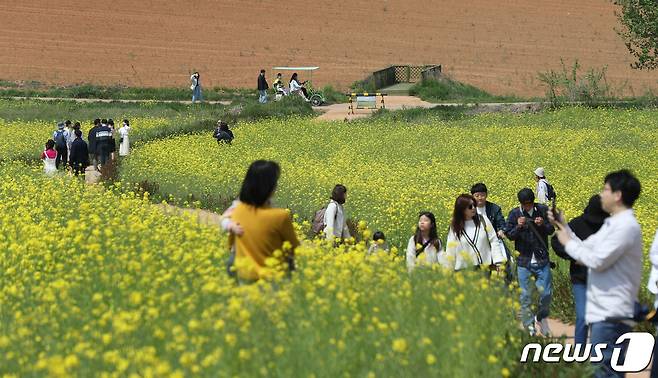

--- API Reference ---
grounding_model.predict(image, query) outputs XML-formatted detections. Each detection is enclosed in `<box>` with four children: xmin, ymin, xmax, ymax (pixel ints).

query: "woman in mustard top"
<box><xmin>230</xmin><ymin>160</ymin><xmax>299</xmax><ymax>281</ymax></box>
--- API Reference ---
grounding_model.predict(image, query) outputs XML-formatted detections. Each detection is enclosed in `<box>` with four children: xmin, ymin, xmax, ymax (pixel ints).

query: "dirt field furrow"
<box><xmin>1</xmin><ymin>1</ymin><xmax>657</xmax><ymax>95</ymax></box>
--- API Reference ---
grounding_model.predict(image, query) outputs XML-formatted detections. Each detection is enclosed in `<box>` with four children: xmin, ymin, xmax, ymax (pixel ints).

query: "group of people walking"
<box><xmin>41</xmin><ymin>118</ymin><xmax>131</xmax><ymax>176</ymax></box>
<box><xmin>190</xmin><ymin>70</ymin><xmax>311</xmax><ymax>104</ymax></box>
<box><xmin>221</xmin><ymin>161</ymin><xmax>655</xmax><ymax>378</ymax></box>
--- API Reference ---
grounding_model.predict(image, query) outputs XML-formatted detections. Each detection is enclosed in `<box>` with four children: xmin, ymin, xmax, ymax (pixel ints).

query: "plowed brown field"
<box><xmin>1</xmin><ymin>0</ymin><xmax>657</xmax><ymax>96</ymax></box>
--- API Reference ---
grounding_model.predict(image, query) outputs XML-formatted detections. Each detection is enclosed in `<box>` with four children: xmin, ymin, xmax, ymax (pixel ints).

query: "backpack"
<box><xmin>311</xmin><ymin>204</ymin><xmax>338</xmax><ymax>235</ymax></box>
<box><xmin>54</xmin><ymin>130</ymin><xmax>67</xmax><ymax>148</ymax></box>
<box><xmin>545</xmin><ymin>182</ymin><xmax>556</xmax><ymax>201</ymax></box>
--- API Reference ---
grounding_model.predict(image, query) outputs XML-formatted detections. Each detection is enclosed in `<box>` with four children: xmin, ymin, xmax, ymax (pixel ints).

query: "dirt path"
<box><xmin>158</xmin><ymin>203</ymin><xmax>224</xmax><ymax>227</ymax></box>
<box><xmin>547</xmin><ymin>318</ymin><xmax>651</xmax><ymax>377</ymax></box>
<box><xmin>315</xmin><ymin>95</ymin><xmax>436</xmax><ymax>121</ymax></box>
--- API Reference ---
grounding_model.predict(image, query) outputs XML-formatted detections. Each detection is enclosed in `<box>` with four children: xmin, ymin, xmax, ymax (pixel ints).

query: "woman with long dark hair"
<box><xmin>289</xmin><ymin>72</ymin><xmax>309</xmax><ymax>101</ymax></box>
<box><xmin>228</xmin><ymin>160</ymin><xmax>299</xmax><ymax>282</ymax></box>
<box><xmin>444</xmin><ymin>194</ymin><xmax>506</xmax><ymax>271</ymax></box>
<box><xmin>323</xmin><ymin>184</ymin><xmax>351</xmax><ymax>242</ymax></box>
<box><xmin>406</xmin><ymin>212</ymin><xmax>443</xmax><ymax>272</ymax></box>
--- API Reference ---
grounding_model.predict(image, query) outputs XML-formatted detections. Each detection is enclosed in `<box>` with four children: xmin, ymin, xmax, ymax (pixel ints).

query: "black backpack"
<box><xmin>545</xmin><ymin>182</ymin><xmax>556</xmax><ymax>201</ymax></box>
<box><xmin>54</xmin><ymin>130</ymin><xmax>67</xmax><ymax>148</ymax></box>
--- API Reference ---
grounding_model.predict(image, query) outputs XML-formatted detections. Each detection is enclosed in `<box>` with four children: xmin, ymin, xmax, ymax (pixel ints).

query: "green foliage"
<box><xmin>320</xmin><ymin>85</ymin><xmax>348</xmax><ymax>104</ymax></box>
<box><xmin>537</xmin><ymin>60</ymin><xmax>611</xmax><ymax>106</ymax></box>
<box><xmin>367</xmin><ymin>105</ymin><xmax>468</xmax><ymax>123</ymax></box>
<box><xmin>0</xmin><ymin>98</ymin><xmax>227</xmax><ymax>122</ymax></box>
<box><xmin>409</xmin><ymin>78</ymin><xmax>520</xmax><ymax>103</ymax></box>
<box><xmin>615</xmin><ymin>0</ymin><xmax>658</xmax><ymax>70</ymax></box>
<box><xmin>0</xmin><ymin>82</ymin><xmax>252</xmax><ymax>101</ymax></box>
<box><xmin>220</xmin><ymin>96</ymin><xmax>314</xmax><ymax>125</ymax></box>
<box><xmin>350</xmin><ymin>76</ymin><xmax>377</xmax><ymax>93</ymax></box>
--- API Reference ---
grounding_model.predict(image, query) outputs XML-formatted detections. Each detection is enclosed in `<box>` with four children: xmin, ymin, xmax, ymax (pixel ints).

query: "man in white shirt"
<box><xmin>646</xmin><ymin>229</ymin><xmax>658</xmax><ymax>376</ymax></box>
<box><xmin>550</xmin><ymin>169</ymin><xmax>642</xmax><ymax>378</ymax></box>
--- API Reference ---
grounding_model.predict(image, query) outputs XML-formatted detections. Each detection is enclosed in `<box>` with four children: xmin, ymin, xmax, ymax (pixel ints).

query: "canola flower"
<box><xmin>121</xmin><ymin>107</ymin><xmax>658</xmax><ymax>250</ymax></box>
<box><xmin>0</xmin><ymin>116</ymin><xmax>199</xmax><ymax>162</ymax></box>
<box><xmin>2</xmin><ymin>106</ymin><xmax>655</xmax><ymax>377</ymax></box>
<box><xmin>0</xmin><ymin>162</ymin><xmax>553</xmax><ymax>377</ymax></box>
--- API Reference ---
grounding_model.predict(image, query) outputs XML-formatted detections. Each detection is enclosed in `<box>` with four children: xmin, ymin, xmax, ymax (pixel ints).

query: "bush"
<box><xmin>350</xmin><ymin>75</ymin><xmax>377</xmax><ymax>93</ymax></box>
<box><xmin>321</xmin><ymin>85</ymin><xmax>348</xmax><ymax>104</ymax></box>
<box><xmin>538</xmin><ymin>60</ymin><xmax>611</xmax><ymax>106</ymax></box>
<box><xmin>410</xmin><ymin>77</ymin><xmax>519</xmax><ymax>103</ymax></box>
<box><xmin>228</xmin><ymin>95</ymin><xmax>314</xmax><ymax>123</ymax></box>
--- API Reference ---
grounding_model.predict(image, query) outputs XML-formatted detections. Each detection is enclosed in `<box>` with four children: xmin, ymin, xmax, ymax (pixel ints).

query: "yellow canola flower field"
<box><xmin>0</xmin><ymin>163</ymin><xmax>555</xmax><ymax>377</ymax></box>
<box><xmin>0</xmin><ymin>116</ymin><xmax>197</xmax><ymax>162</ymax></box>
<box><xmin>122</xmin><ymin>107</ymin><xmax>658</xmax><ymax>251</ymax></box>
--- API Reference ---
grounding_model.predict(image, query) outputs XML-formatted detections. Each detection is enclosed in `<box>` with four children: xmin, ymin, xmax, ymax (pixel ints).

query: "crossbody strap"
<box><xmin>462</xmin><ymin>219</ymin><xmax>484</xmax><ymax>265</ymax></box>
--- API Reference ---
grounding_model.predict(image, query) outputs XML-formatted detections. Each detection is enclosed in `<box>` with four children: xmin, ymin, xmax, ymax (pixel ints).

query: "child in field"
<box><xmin>41</xmin><ymin>139</ymin><xmax>58</xmax><ymax>176</ymax></box>
<box><xmin>367</xmin><ymin>231</ymin><xmax>389</xmax><ymax>255</ymax></box>
<box><xmin>406</xmin><ymin>212</ymin><xmax>443</xmax><ymax>272</ymax></box>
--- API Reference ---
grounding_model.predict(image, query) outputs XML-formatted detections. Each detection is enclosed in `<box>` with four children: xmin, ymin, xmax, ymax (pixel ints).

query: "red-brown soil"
<box><xmin>1</xmin><ymin>0</ymin><xmax>657</xmax><ymax>96</ymax></box>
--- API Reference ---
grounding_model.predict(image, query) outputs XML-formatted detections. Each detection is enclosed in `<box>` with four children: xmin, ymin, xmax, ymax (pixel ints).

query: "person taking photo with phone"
<box><xmin>549</xmin><ymin>170</ymin><xmax>642</xmax><ymax>378</ymax></box>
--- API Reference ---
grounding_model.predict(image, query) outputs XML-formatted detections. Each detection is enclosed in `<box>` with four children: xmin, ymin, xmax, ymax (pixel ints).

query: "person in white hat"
<box><xmin>534</xmin><ymin>167</ymin><xmax>552</xmax><ymax>204</ymax></box>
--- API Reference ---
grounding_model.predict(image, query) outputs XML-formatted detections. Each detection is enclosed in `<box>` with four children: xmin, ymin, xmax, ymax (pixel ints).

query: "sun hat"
<box><xmin>534</xmin><ymin>167</ymin><xmax>545</xmax><ymax>178</ymax></box>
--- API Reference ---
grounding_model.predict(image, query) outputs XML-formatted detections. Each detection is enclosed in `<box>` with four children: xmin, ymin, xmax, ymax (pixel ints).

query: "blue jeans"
<box><xmin>518</xmin><ymin>263</ymin><xmax>552</xmax><ymax>327</ymax></box>
<box><xmin>258</xmin><ymin>89</ymin><xmax>268</xmax><ymax>103</ymax></box>
<box><xmin>572</xmin><ymin>282</ymin><xmax>588</xmax><ymax>344</ymax></box>
<box><xmin>192</xmin><ymin>86</ymin><xmax>202</xmax><ymax>102</ymax></box>
<box><xmin>590</xmin><ymin>321</ymin><xmax>631</xmax><ymax>378</ymax></box>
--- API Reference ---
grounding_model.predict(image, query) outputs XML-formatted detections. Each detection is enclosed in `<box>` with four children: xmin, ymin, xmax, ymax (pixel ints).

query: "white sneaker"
<box><xmin>535</xmin><ymin>316</ymin><xmax>552</xmax><ymax>337</ymax></box>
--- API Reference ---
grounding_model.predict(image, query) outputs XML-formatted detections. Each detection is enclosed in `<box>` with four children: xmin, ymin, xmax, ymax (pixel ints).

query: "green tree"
<box><xmin>615</xmin><ymin>0</ymin><xmax>658</xmax><ymax>70</ymax></box>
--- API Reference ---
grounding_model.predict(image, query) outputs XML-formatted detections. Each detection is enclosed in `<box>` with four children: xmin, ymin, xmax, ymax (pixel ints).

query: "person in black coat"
<box><xmin>87</xmin><ymin>118</ymin><xmax>101</xmax><ymax>167</ymax></box>
<box><xmin>257</xmin><ymin>69</ymin><xmax>269</xmax><ymax>104</ymax></box>
<box><xmin>471</xmin><ymin>183</ymin><xmax>513</xmax><ymax>283</ymax></box>
<box><xmin>68</xmin><ymin>129</ymin><xmax>90</xmax><ymax>176</ymax></box>
<box><xmin>551</xmin><ymin>194</ymin><xmax>609</xmax><ymax>345</ymax></box>
<box><xmin>213</xmin><ymin>121</ymin><xmax>234</xmax><ymax>145</ymax></box>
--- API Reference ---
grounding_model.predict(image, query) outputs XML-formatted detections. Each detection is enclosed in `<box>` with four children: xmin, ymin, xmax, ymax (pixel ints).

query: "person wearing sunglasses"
<box><xmin>505</xmin><ymin>188</ymin><xmax>555</xmax><ymax>337</ymax></box>
<box><xmin>444</xmin><ymin>194</ymin><xmax>506</xmax><ymax>273</ymax></box>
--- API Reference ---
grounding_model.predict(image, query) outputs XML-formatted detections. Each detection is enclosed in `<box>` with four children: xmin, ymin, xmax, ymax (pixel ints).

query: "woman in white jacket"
<box><xmin>443</xmin><ymin>194</ymin><xmax>506</xmax><ymax>272</ymax></box>
<box><xmin>118</xmin><ymin>119</ymin><xmax>131</xmax><ymax>156</ymax></box>
<box><xmin>406</xmin><ymin>211</ymin><xmax>443</xmax><ymax>272</ymax></box>
<box><xmin>324</xmin><ymin>184</ymin><xmax>351</xmax><ymax>242</ymax></box>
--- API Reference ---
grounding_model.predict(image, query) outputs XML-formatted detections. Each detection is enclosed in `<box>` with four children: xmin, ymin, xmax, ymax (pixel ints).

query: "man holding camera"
<box><xmin>506</xmin><ymin>188</ymin><xmax>555</xmax><ymax>337</ymax></box>
<box><xmin>550</xmin><ymin>170</ymin><xmax>642</xmax><ymax>378</ymax></box>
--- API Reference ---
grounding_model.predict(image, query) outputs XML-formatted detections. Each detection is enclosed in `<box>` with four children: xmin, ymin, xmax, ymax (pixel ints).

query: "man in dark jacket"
<box><xmin>95</xmin><ymin>119</ymin><xmax>113</xmax><ymax>166</ymax></box>
<box><xmin>551</xmin><ymin>194</ymin><xmax>609</xmax><ymax>345</ymax></box>
<box><xmin>213</xmin><ymin>121</ymin><xmax>234</xmax><ymax>145</ymax></box>
<box><xmin>506</xmin><ymin>188</ymin><xmax>555</xmax><ymax>337</ymax></box>
<box><xmin>471</xmin><ymin>183</ymin><xmax>514</xmax><ymax>283</ymax></box>
<box><xmin>257</xmin><ymin>69</ymin><xmax>269</xmax><ymax>104</ymax></box>
<box><xmin>87</xmin><ymin>118</ymin><xmax>101</xmax><ymax>169</ymax></box>
<box><xmin>68</xmin><ymin>129</ymin><xmax>90</xmax><ymax>176</ymax></box>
